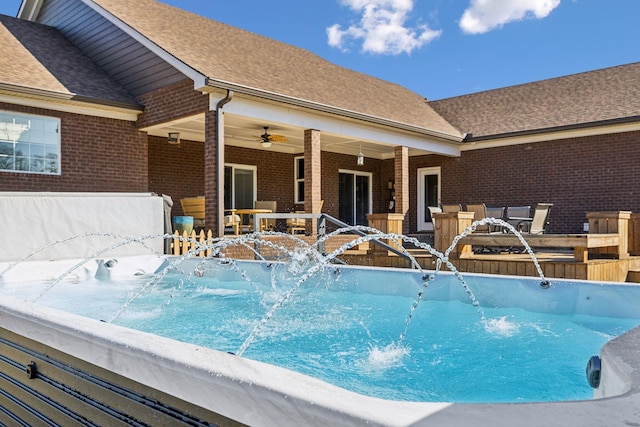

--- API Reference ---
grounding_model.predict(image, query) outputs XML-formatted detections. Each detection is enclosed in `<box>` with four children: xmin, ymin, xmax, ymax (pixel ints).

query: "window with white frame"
<box><xmin>294</xmin><ymin>156</ymin><xmax>304</xmax><ymax>204</ymax></box>
<box><xmin>0</xmin><ymin>111</ymin><xmax>60</xmax><ymax>175</ymax></box>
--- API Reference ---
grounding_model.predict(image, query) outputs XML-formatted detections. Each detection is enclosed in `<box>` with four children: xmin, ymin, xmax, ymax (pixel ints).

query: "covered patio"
<box><xmin>141</xmin><ymin>81</ymin><xmax>464</xmax><ymax>238</ymax></box>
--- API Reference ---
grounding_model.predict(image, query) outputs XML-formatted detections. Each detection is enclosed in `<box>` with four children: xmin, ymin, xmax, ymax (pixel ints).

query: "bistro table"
<box><xmin>234</xmin><ymin>208</ymin><xmax>273</xmax><ymax>232</ymax></box>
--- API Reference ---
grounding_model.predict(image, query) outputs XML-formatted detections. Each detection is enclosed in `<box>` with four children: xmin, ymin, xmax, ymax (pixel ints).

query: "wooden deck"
<box><xmin>170</xmin><ymin>229</ymin><xmax>640</xmax><ymax>283</ymax></box>
<box><xmin>452</xmin><ymin>250</ymin><xmax>640</xmax><ymax>282</ymax></box>
<box><xmin>338</xmin><ymin>249</ymin><xmax>640</xmax><ymax>283</ymax></box>
<box><xmin>458</xmin><ymin>233</ymin><xmax>622</xmax><ymax>262</ymax></box>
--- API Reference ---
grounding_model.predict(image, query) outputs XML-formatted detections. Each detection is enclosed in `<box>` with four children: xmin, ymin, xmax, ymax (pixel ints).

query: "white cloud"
<box><xmin>327</xmin><ymin>0</ymin><xmax>442</xmax><ymax>55</ymax></box>
<box><xmin>459</xmin><ymin>0</ymin><xmax>561</xmax><ymax>34</ymax></box>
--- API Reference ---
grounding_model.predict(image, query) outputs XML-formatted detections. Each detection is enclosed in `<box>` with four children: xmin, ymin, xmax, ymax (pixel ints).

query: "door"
<box><xmin>224</xmin><ymin>164</ymin><xmax>256</xmax><ymax>210</ymax></box>
<box><xmin>417</xmin><ymin>167</ymin><xmax>441</xmax><ymax>231</ymax></box>
<box><xmin>338</xmin><ymin>170</ymin><xmax>371</xmax><ymax>226</ymax></box>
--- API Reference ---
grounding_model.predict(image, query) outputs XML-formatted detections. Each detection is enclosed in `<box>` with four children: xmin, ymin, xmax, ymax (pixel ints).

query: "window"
<box><xmin>0</xmin><ymin>111</ymin><xmax>60</xmax><ymax>175</ymax></box>
<box><xmin>294</xmin><ymin>156</ymin><xmax>304</xmax><ymax>204</ymax></box>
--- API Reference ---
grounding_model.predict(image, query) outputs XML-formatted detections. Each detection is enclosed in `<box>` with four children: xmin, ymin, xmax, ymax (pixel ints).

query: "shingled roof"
<box><xmin>0</xmin><ymin>14</ymin><xmax>139</xmax><ymax>107</ymax></box>
<box><xmin>429</xmin><ymin>62</ymin><xmax>640</xmax><ymax>139</ymax></box>
<box><xmin>91</xmin><ymin>0</ymin><xmax>462</xmax><ymax>139</ymax></box>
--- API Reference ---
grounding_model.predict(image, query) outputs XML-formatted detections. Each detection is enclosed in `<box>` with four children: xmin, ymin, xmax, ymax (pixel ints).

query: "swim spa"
<box><xmin>1</xmin><ymin>253</ymin><xmax>640</xmax><ymax>426</ymax></box>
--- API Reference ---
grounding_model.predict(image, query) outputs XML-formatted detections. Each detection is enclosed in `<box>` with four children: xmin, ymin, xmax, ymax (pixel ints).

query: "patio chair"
<box><xmin>465</xmin><ymin>203</ymin><xmax>490</xmax><ymax>233</ymax></box>
<box><xmin>465</xmin><ymin>203</ymin><xmax>501</xmax><ymax>253</ymax></box>
<box><xmin>516</xmin><ymin>203</ymin><xmax>553</xmax><ymax>235</ymax></box>
<box><xmin>441</xmin><ymin>204</ymin><xmax>462</xmax><ymax>212</ymax></box>
<box><xmin>485</xmin><ymin>206</ymin><xmax>505</xmax><ymax>233</ymax></box>
<box><xmin>286</xmin><ymin>200</ymin><xmax>324</xmax><ymax>234</ymax></box>
<box><xmin>180</xmin><ymin>197</ymin><xmax>205</xmax><ymax>228</ymax></box>
<box><xmin>253</xmin><ymin>200</ymin><xmax>277</xmax><ymax>231</ymax></box>
<box><xmin>505</xmin><ymin>206</ymin><xmax>532</xmax><ymax>231</ymax></box>
<box><xmin>223</xmin><ymin>210</ymin><xmax>240</xmax><ymax>235</ymax></box>
<box><xmin>286</xmin><ymin>212</ymin><xmax>306</xmax><ymax>234</ymax></box>
<box><xmin>427</xmin><ymin>206</ymin><xmax>442</xmax><ymax>229</ymax></box>
<box><xmin>485</xmin><ymin>206</ymin><xmax>504</xmax><ymax>220</ymax></box>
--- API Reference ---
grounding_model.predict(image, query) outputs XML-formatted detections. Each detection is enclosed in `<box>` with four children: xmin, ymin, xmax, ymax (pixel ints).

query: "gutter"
<box><xmin>17</xmin><ymin>0</ymin><xmax>42</xmax><ymax>20</ymax></box>
<box><xmin>463</xmin><ymin>116</ymin><xmax>640</xmax><ymax>143</ymax></box>
<box><xmin>215</xmin><ymin>90</ymin><xmax>233</xmax><ymax>237</ymax></box>
<box><xmin>205</xmin><ymin>78</ymin><xmax>465</xmax><ymax>143</ymax></box>
<box><xmin>0</xmin><ymin>82</ymin><xmax>73</xmax><ymax>100</ymax></box>
<box><xmin>0</xmin><ymin>84</ymin><xmax>142</xmax><ymax>113</ymax></box>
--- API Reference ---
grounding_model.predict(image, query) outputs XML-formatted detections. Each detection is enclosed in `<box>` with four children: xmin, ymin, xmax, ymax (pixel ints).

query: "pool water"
<box><xmin>3</xmin><ymin>259</ymin><xmax>639</xmax><ymax>403</ymax></box>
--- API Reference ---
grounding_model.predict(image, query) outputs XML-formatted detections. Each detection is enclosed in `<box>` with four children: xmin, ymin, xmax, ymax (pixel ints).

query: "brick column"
<box><xmin>394</xmin><ymin>146</ymin><xmax>409</xmax><ymax>233</ymax></box>
<box><xmin>204</xmin><ymin>109</ymin><xmax>220</xmax><ymax>236</ymax></box>
<box><xmin>304</xmin><ymin>129</ymin><xmax>321</xmax><ymax>236</ymax></box>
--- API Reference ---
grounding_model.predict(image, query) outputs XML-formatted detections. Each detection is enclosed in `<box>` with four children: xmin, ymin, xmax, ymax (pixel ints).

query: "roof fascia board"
<box><xmin>0</xmin><ymin>82</ymin><xmax>72</xmax><ymax>100</ymax></box>
<box><xmin>461</xmin><ymin>121</ymin><xmax>640</xmax><ymax>151</ymax></box>
<box><xmin>0</xmin><ymin>91</ymin><xmax>142</xmax><ymax>121</ymax></box>
<box><xmin>210</xmin><ymin>93</ymin><xmax>461</xmax><ymax>157</ymax></box>
<box><xmin>17</xmin><ymin>0</ymin><xmax>42</xmax><ymax>20</ymax></box>
<box><xmin>205</xmin><ymin>79</ymin><xmax>464</xmax><ymax>143</ymax></box>
<box><xmin>81</xmin><ymin>0</ymin><xmax>208</xmax><ymax>90</ymax></box>
<box><xmin>0</xmin><ymin>83</ymin><xmax>142</xmax><ymax>112</ymax></box>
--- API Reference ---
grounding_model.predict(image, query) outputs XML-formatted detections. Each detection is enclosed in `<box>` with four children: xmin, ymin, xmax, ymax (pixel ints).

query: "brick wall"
<box><xmin>7</xmin><ymin>93</ymin><xmax>636</xmax><ymax>236</ymax></box>
<box><xmin>147</xmin><ymin>135</ymin><xmax>204</xmax><ymax>216</ymax></box>
<box><xmin>410</xmin><ymin>130</ymin><xmax>640</xmax><ymax>233</ymax></box>
<box><xmin>137</xmin><ymin>78</ymin><xmax>211</xmax><ymax>219</ymax></box>
<box><xmin>0</xmin><ymin>103</ymin><xmax>148</xmax><ymax>192</ymax></box>
<box><xmin>319</xmin><ymin>151</ymin><xmax>383</xmax><ymax>219</ymax></box>
<box><xmin>150</xmin><ymin>143</ymin><xmax>388</xmax><ymax>222</ymax></box>
<box><xmin>149</xmin><ymin>141</ymin><xmax>299</xmax><ymax>217</ymax></box>
<box><xmin>136</xmin><ymin>79</ymin><xmax>209</xmax><ymax>129</ymax></box>
<box><xmin>225</xmin><ymin>145</ymin><xmax>296</xmax><ymax>213</ymax></box>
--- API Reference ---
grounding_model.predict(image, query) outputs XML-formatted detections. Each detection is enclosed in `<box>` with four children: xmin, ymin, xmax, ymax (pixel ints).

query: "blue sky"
<box><xmin>1</xmin><ymin>0</ymin><xmax>638</xmax><ymax>100</ymax></box>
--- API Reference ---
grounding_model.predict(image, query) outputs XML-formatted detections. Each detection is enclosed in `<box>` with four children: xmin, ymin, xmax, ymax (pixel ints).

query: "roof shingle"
<box><xmin>91</xmin><ymin>0</ymin><xmax>462</xmax><ymax>138</ymax></box>
<box><xmin>0</xmin><ymin>14</ymin><xmax>138</xmax><ymax>106</ymax></box>
<box><xmin>429</xmin><ymin>62</ymin><xmax>640</xmax><ymax>138</ymax></box>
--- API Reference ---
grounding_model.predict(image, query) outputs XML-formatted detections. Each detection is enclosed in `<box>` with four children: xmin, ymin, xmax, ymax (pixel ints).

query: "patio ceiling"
<box><xmin>143</xmin><ymin>113</ymin><xmax>457</xmax><ymax>160</ymax></box>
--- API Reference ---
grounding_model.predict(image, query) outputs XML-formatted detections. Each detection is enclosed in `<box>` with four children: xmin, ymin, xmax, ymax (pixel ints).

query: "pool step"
<box><xmin>626</xmin><ymin>257</ymin><xmax>640</xmax><ymax>282</ymax></box>
<box><xmin>627</xmin><ymin>270</ymin><xmax>640</xmax><ymax>283</ymax></box>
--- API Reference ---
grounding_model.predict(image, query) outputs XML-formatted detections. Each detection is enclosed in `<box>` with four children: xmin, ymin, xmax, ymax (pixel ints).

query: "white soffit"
<box><xmin>80</xmin><ymin>0</ymin><xmax>208</xmax><ymax>89</ymax></box>
<box><xmin>210</xmin><ymin>94</ymin><xmax>462</xmax><ymax>157</ymax></box>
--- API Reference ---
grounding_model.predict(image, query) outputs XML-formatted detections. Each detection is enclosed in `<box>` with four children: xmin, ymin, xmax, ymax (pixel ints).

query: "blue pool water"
<box><xmin>4</xmin><ymin>259</ymin><xmax>640</xmax><ymax>403</ymax></box>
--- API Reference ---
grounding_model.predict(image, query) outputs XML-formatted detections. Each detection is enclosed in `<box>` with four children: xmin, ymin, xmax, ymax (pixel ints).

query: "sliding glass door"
<box><xmin>338</xmin><ymin>170</ymin><xmax>371</xmax><ymax>226</ymax></box>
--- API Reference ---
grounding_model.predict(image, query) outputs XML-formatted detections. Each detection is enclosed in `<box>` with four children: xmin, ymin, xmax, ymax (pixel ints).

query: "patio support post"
<box><xmin>394</xmin><ymin>146</ymin><xmax>409</xmax><ymax>234</ymax></box>
<box><xmin>304</xmin><ymin>129</ymin><xmax>321</xmax><ymax>236</ymax></box>
<box><xmin>204</xmin><ymin>109</ymin><xmax>220</xmax><ymax>236</ymax></box>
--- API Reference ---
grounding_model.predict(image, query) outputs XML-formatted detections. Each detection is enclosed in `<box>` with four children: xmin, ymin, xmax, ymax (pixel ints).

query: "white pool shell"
<box><xmin>1</xmin><ymin>256</ymin><xmax>639</xmax><ymax>426</ymax></box>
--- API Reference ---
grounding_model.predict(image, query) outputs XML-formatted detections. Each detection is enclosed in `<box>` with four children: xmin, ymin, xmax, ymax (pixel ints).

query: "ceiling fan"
<box><xmin>255</xmin><ymin>126</ymin><xmax>288</xmax><ymax>148</ymax></box>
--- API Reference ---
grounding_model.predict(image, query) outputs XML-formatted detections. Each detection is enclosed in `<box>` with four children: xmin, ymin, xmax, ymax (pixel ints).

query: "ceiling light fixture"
<box><xmin>168</xmin><ymin>132</ymin><xmax>180</xmax><ymax>145</ymax></box>
<box><xmin>357</xmin><ymin>145</ymin><xmax>364</xmax><ymax>166</ymax></box>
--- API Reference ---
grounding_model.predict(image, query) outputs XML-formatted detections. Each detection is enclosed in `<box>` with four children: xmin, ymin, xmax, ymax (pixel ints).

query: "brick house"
<box><xmin>1</xmin><ymin>0</ymin><xmax>638</xmax><ymax>236</ymax></box>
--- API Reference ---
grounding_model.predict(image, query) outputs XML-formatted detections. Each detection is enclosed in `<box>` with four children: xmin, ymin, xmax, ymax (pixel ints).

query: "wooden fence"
<box><xmin>170</xmin><ymin>230</ymin><xmax>215</xmax><ymax>257</ymax></box>
<box><xmin>168</xmin><ymin>230</ymin><xmax>368</xmax><ymax>259</ymax></box>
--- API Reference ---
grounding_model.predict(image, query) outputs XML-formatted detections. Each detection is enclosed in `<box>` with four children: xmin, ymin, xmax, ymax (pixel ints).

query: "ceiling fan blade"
<box><xmin>252</xmin><ymin>132</ymin><xmax>288</xmax><ymax>143</ymax></box>
<box><xmin>268</xmin><ymin>134</ymin><xmax>288</xmax><ymax>143</ymax></box>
